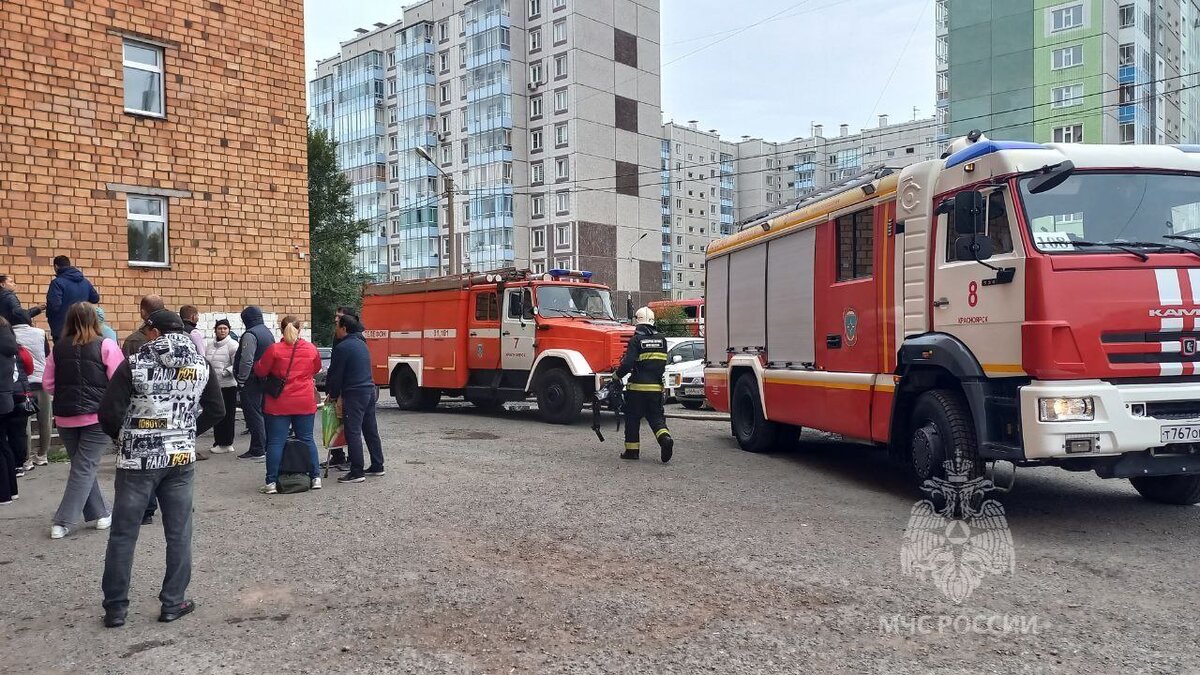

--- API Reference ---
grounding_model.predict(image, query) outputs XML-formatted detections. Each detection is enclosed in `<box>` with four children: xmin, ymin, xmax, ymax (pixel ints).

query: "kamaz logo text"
<box><xmin>1149</xmin><ymin>308</ymin><xmax>1200</xmax><ymax>317</ymax></box>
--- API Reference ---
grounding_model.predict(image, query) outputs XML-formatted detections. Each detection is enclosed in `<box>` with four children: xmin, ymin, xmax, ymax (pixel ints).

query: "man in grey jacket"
<box><xmin>233</xmin><ymin>306</ymin><xmax>275</xmax><ymax>461</ymax></box>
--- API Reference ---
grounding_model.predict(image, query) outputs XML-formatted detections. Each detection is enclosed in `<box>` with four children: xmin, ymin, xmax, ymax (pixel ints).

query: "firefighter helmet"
<box><xmin>634</xmin><ymin>306</ymin><xmax>655</xmax><ymax>326</ymax></box>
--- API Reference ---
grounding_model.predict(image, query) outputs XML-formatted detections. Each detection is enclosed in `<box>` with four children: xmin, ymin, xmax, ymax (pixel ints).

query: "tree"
<box><xmin>655</xmin><ymin>305</ymin><xmax>691</xmax><ymax>337</ymax></box>
<box><xmin>309</xmin><ymin>125</ymin><xmax>371</xmax><ymax>345</ymax></box>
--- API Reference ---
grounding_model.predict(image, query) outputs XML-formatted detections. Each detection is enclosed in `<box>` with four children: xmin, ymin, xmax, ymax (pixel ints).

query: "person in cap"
<box><xmin>613</xmin><ymin>307</ymin><xmax>674</xmax><ymax>463</ymax></box>
<box><xmin>205</xmin><ymin>318</ymin><xmax>239</xmax><ymax>453</ymax></box>
<box><xmin>98</xmin><ymin>309</ymin><xmax>225</xmax><ymax>628</ymax></box>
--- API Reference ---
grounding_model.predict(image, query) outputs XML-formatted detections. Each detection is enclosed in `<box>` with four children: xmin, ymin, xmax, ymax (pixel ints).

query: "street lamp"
<box><xmin>415</xmin><ymin>147</ymin><xmax>459</xmax><ymax>276</ymax></box>
<box><xmin>626</xmin><ymin>231</ymin><xmax>650</xmax><ymax>318</ymax></box>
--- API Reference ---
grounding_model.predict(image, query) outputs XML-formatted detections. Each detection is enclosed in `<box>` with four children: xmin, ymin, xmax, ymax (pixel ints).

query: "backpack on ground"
<box><xmin>276</xmin><ymin>437</ymin><xmax>313</xmax><ymax>494</ymax></box>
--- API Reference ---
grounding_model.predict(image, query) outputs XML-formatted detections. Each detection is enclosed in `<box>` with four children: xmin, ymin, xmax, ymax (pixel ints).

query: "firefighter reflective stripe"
<box><xmin>655</xmin><ymin>428</ymin><xmax>671</xmax><ymax>438</ymax></box>
<box><xmin>638</xmin><ymin>352</ymin><xmax>668</xmax><ymax>361</ymax></box>
<box><xmin>627</xmin><ymin>383</ymin><xmax>663</xmax><ymax>392</ymax></box>
<box><xmin>624</xmin><ymin>442</ymin><xmax>640</xmax><ymax>450</ymax></box>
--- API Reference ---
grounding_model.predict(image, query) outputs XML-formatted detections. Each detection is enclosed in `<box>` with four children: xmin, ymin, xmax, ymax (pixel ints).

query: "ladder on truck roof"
<box><xmin>363</xmin><ymin>267</ymin><xmax>531</xmax><ymax>296</ymax></box>
<box><xmin>735</xmin><ymin>165</ymin><xmax>896</xmax><ymax>233</ymax></box>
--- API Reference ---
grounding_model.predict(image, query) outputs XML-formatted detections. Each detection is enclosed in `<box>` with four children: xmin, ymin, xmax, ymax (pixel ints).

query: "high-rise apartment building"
<box><xmin>311</xmin><ymin>0</ymin><xmax>665</xmax><ymax>306</ymax></box>
<box><xmin>660</xmin><ymin>117</ymin><xmax>938</xmax><ymax>299</ymax></box>
<box><xmin>1</xmin><ymin>0</ymin><xmax>311</xmax><ymax>334</ymax></box>
<box><xmin>937</xmin><ymin>0</ymin><xmax>1200</xmax><ymax>150</ymax></box>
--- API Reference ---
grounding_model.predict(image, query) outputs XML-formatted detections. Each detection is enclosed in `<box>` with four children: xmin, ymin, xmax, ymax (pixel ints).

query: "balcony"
<box><xmin>398</xmin><ymin>40</ymin><xmax>436</xmax><ymax>59</ymax></box>
<box><xmin>467</xmin><ymin>47</ymin><xmax>510</xmax><ymax>70</ymax></box>
<box><xmin>467</xmin><ymin>79</ymin><xmax>513</xmax><ymax>103</ymax></box>
<box><xmin>400</xmin><ymin>100</ymin><xmax>438</xmax><ymax>119</ymax></box>
<box><xmin>467</xmin><ymin>114</ymin><xmax>513</xmax><ymax>134</ymax></box>
<box><xmin>465</xmin><ymin>11</ymin><xmax>510</xmax><ymax>36</ymax></box>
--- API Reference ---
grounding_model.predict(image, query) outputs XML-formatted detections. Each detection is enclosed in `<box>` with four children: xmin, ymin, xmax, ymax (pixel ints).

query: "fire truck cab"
<box><xmin>361</xmin><ymin>268</ymin><xmax>633</xmax><ymax>425</ymax></box>
<box><xmin>705</xmin><ymin>133</ymin><xmax>1200</xmax><ymax>504</ymax></box>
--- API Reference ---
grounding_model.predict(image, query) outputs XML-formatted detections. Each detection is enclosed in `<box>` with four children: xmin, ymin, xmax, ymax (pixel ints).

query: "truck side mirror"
<box><xmin>954</xmin><ymin>191</ymin><xmax>986</xmax><ymax>235</ymax></box>
<box><xmin>955</xmin><ymin>235</ymin><xmax>995</xmax><ymax>262</ymax></box>
<box><xmin>672</xmin><ymin>354</ymin><xmax>683</xmax><ymax>363</ymax></box>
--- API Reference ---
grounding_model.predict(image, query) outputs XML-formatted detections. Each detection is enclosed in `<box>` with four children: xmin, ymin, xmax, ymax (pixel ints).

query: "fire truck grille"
<box><xmin>1145</xmin><ymin>401</ymin><xmax>1200</xmax><ymax>420</ymax></box>
<box><xmin>1102</xmin><ymin>331</ymin><xmax>1200</xmax><ymax>365</ymax></box>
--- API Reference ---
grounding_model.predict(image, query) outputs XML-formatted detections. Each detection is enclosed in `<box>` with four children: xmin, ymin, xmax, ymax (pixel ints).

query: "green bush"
<box><xmin>654</xmin><ymin>306</ymin><xmax>691</xmax><ymax>337</ymax></box>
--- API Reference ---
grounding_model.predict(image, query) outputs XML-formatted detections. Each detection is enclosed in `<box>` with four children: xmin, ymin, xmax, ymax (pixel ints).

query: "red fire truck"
<box><xmin>648</xmin><ymin>298</ymin><xmax>705</xmax><ymax>337</ymax></box>
<box><xmin>705</xmin><ymin>132</ymin><xmax>1200</xmax><ymax>504</ymax></box>
<box><xmin>361</xmin><ymin>268</ymin><xmax>633</xmax><ymax>424</ymax></box>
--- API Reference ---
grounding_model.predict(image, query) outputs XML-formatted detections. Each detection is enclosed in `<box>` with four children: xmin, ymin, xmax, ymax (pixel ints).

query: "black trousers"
<box><xmin>0</xmin><ymin>411</ymin><xmax>21</xmax><ymax>502</ymax></box>
<box><xmin>623</xmin><ymin>390</ymin><xmax>671</xmax><ymax>452</ymax></box>
<box><xmin>213</xmin><ymin>387</ymin><xmax>238</xmax><ymax>447</ymax></box>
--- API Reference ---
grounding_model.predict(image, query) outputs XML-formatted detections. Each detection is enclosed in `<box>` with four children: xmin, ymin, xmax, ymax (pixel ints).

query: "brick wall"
<box><xmin>0</xmin><ymin>0</ymin><xmax>310</xmax><ymax>338</ymax></box>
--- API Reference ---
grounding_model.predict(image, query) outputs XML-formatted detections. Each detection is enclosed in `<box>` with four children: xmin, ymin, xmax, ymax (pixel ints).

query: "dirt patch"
<box><xmin>442</xmin><ymin>429</ymin><xmax>501</xmax><ymax>441</ymax></box>
<box><xmin>121</xmin><ymin>639</ymin><xmax>175</xmax><ymax>659</ymax></box>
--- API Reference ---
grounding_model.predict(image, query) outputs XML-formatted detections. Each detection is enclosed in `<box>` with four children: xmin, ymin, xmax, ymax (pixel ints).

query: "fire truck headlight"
<box><xmin>1038</xmin><ymin>397</ymin><xmax>1094</xmax><ymax>422</ymax></box>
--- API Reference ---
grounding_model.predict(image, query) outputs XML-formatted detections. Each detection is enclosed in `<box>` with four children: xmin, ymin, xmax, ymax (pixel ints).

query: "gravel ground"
<box><xmin>2</xmin><ymin>399</ymin><xmax>1199</xmax><ymax>674</ymax></box>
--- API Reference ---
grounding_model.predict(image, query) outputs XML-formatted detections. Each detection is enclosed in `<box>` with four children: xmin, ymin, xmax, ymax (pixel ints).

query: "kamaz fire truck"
<box><xmin>705</xmin><ymin>132</ymin><xmax>1200</xmax><ymax>504</ymax></box>
<box><xmin>361</xmin><ymin>268</ymin><xmax>633</xmax><ymax>425</ymax></box>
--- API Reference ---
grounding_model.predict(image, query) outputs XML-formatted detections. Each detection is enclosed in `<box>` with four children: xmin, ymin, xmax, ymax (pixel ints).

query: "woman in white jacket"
<box><xmin>205</xmin><ymin>319</ymin><xmax>239</xmax><ymax>453</ymax></box>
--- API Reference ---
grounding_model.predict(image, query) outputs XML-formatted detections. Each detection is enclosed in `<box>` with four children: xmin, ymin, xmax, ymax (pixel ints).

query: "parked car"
<box><xmin>674</xmin><ymin>361</ymin><xmax>708</xmax><ymax>410</ymax></box>
<box><xmin>663</xmin><ymin>338</ymin><xmax>705</xmax><ymax>401</ymax></box>
<box><xmin>315</xmin><ymin>347</ymin><xmax>332</xmax><ymax>391</ymax></box>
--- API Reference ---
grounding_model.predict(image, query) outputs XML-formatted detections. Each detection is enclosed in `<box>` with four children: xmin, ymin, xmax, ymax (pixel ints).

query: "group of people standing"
<box><xmin>0</xmin><ymin>258</ymin><xmax>386</xmax><ymax>628</ymax></box>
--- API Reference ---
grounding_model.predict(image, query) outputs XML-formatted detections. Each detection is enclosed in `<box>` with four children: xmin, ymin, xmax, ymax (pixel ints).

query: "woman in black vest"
<box><xmin>44</xmin><ymin>302</ymin><xmax>124</xmax><ymax>539</ymax></box>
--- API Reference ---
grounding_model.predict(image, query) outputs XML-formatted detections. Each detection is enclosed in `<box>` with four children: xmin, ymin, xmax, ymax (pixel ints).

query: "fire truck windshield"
<box><xmin>536</xmin><ymin>285</ymin><xmax>616</xmax><ymax>320</ymax></box>
<box><xmin>1020</xmin><ymin>171</ymin><xmax>1200</xmax><ymax>255</ymax></box>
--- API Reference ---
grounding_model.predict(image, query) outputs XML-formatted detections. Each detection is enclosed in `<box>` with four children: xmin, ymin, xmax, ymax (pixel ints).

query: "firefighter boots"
<box><xmin>620</xmin><ymin>443</ymin><xmax>640</xmax><ymax>460</ymax></box>
<box><xmin>658</xmin><ymin>431</ymin><xmax>674</xmax><ymax>464</ymax></box>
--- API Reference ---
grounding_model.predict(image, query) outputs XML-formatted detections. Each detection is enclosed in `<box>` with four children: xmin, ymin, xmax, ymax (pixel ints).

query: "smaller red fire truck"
<box><xmin>648</xmin><ymin>298</ymin><xmax>705</xmax><ymax>337</ymax></box>
<box><xmin>360</xmin><ymin>268</ymin><xmax>633</xmax><ymax>424</ymax></box>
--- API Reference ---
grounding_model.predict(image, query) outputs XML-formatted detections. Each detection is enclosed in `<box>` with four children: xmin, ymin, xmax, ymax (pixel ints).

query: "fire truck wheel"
<box><xmin>908</xmin><ymin>389</ymin><xmax>982</xmax><ymax>482</ymax></box>
<box><xmin>392</xmin><ymin>366</ymin><xmax>440</xmax><ymax>411</ymax></box>
<box><xmin>1129</xmin><ymin>475</ymin><xmax>1200</xmax><ymax>505</ymax></box>
<box><xmin>680</xmin><ymin>400</ymin><xmax>704</xmax><ymax>411</ymax></box>
<box><xmin>731</xmin><ymin>375</ymin><xmax>777</xmax><ymax>453</ymax></box>
<box><xmin>536</xmin><ymin>368</ymin><xmax>584</xmax><ymax>425</ymax></box>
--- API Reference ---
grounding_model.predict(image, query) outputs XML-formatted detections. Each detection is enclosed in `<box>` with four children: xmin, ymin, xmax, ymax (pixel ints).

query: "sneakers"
<box><xmin>238</xmin><ymin>450</ymin><xmax>266</xmax><ymax>462</ymax></box>
<box><xmin>0</xmin><ymin>499</ymin><xmax>12</xmax><ymax>506</ymax></box>
<box><xmin>15</xmin><ymin>467</ymin><xmax>25</xmax><ymax>478</ymax></box>
<box><xmin>34</xmin><ymin>457</ymin><xmax>48</xmax><ymax>466</ymax></box>
<box><xmin>338</xmin><ymin>473</ymin><xmax>365</xmax><ymax>484</ymax></box>
<box><xmin>95</xmin><ymin>515</ymin><xmax>113</xmax><ymax>530</ymax></box>
<box><xmin>50</xmin><ymin>525</ymin><xmax>68</xmax><ymax>539</ymax></box>
<box><xmin>259</xmin><ymin>483</ymin><xmax>277</xmax><ymax>494</ymax></box>
<box><xmin>365</xmin><ymin>467</ymin><xmax>386</xmax><ymax>477</ymax></box>
<box><xmin>311</xmin><ymin>477</ymin><xmax>322</xmax><ymax>490</ymax></box>
<box><xmin>159</xmin><ymin>599</ymin><xmax>197</xmax><ymax>623</ymax></box>
<box><xmin>210</xmin><ymin>445</ymin><xmax>233</xmax><ymax>454</ymax></box>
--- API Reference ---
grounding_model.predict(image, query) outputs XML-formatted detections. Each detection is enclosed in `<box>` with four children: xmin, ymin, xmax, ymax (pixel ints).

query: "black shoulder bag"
<box><xmin>263</xmin><ymin>341</ymin><xmax>298</xmax><ymax>398</ymax></box>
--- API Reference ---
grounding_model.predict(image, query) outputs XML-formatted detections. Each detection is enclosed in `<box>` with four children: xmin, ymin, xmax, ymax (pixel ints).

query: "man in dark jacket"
<box><xmin>122</xmin><ymin>295</ymin><xmax>165</xmax><ymax>358</ymax></box>
<box><xmin>234</xmin><ymin>306</ymin><xmax>275</xmax><ymax>461</ymax></box>
<box><xmin>614</xmin><ymin>307</ymin><xmax>674</xmax><ymax>463</ymax></box>
<box><xmin>98</xmin><ymin>310</ymin><xmax>224</xmax><ymax>628</ymax></box>
<box><xmin>0</xmin><ymin>274</ymin><xmax>45</xmax><ymax>324</ymax></box>
<box><xmin>327</xmin><ymin>315</ymin><xmax>383</xmax><ymax>483</ymax></box>
<box><xmin>45</xmin><ymin>256</ymin><xmax>100</xmax><ymax>342</ymax></box>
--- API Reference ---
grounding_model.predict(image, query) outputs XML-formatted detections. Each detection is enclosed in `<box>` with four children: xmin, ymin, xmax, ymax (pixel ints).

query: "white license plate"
<box><xmin>682</xmin><ymin>387</ymin><xmax>704</xmax><ymax>397</ymax></box>
<box><xmin>1161</xmin><ymin>425</ymin><xmax>1200</xmax><ymax>443</ymax></box>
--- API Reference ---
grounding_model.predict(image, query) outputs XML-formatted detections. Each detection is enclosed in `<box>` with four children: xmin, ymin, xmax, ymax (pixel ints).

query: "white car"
<box><xmin>674</xmin><ymin>361</ymin><xmax>708</xmax><ymax>410</ymax></box>
<box><xmin>663</xmin><ymin>338</ymin><xmax>706</xmax><ymax>401</ymax></box>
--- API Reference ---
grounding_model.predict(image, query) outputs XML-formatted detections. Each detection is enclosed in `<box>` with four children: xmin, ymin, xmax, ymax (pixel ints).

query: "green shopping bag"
<box><xmin>320</xmin><ymin>402</ymin><xmax>346</xmax><ymax>449</ymax></box>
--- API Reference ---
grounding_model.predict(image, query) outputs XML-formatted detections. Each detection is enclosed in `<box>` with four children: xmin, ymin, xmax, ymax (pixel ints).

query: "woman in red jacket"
<box><xmin>253</xmin><ymin>316</ymin><xmax>323</xmax><ymax>494</ymax></box>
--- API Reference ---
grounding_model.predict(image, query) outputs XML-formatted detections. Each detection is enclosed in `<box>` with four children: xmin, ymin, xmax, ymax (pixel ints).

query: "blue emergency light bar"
<box><xmin>548</xmin><ymin>269</ymin><xmax>594</xmax><ymax>280</ymax></box>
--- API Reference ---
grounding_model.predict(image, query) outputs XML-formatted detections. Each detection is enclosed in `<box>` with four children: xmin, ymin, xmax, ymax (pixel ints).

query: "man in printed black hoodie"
<box><xmin>45</xmin><ymin>256</ymin><xmax>100</xmax><ymax>342</ymax></box>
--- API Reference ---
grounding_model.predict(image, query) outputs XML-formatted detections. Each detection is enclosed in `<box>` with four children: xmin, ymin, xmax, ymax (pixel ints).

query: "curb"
<box><xmin>665</xmin><ymin>412</ymin><xmax>729</xmax><ymax>422</ymax></box>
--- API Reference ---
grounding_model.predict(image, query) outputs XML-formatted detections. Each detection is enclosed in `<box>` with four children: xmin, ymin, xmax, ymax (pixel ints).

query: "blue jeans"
<box><xmin>264</xmin><ymin>414</ymin><xmax>320</xmax><ymax>484</ymax></box>
<box><xmin>342</xmin><ymin>387</ymin><xmax>384</xmax><ymax>475</ymax></box>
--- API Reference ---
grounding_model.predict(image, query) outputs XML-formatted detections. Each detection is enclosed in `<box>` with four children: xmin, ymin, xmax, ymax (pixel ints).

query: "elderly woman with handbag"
<box><xmin>252</xmin><ymin>316</ymin><xmax>323</xmax><ymax>494</ymax></box>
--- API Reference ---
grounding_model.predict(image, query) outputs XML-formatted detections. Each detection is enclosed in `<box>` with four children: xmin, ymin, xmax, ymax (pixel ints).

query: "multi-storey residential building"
<box><xmin>938</xmin><ymin>0</ymin><xmax>1200</xmax><ymax>151</ymax></box>
<box><xmin>311</xmin><ymin>0</ymin><xmax>665</xmax><ymax>306</ymax></box>
<box><xmin>660</xmin><ymin>118</ymin><xmax>937</xmax><ymax>299</ymax></box>
<box><xmin>1</xmin><ymin>0</ymin><xmax>310</xmax><ymax>334</ymax></box>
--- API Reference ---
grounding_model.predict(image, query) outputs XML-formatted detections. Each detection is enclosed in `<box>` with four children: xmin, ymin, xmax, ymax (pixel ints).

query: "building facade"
<box><xmin>938</xmin><ymin>0</ymin><xmax>1200</xmax><ymax>150</ymax></box>
<box><xmin>311</xmin><ymin>0</ymin><xmax>665</xmax><ymax>306</ymax></box>
<box><xmin>0</xmin><ymin>0</ymin><xmax>311</xmax><ymax>335</ymax></box>
<box><xmin>660</xmin><ymin>117</ymin><xmax>938</xmax><ymax>299</ymax></box>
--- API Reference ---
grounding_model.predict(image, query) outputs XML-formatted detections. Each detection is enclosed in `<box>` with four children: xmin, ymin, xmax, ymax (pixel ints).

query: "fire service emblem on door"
<box><xmin>843</xmin><ymin>308</ymin><xmax>859</xmax><ymax>347</ymax></box>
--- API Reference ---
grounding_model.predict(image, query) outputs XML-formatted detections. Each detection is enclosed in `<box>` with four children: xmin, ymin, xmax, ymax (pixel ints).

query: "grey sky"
<box><xmin>303</xmin><ymin>0</ymin><xmax>935</xmax><ymax>142</ymax></box>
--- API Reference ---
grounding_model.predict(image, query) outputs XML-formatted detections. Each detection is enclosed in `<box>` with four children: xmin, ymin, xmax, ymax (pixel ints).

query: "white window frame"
<box><xmin>554</xmin><ymin>122</ymin><xmax>568</xmax><ymax>147</ymax></box>
<box><xmin>126</xmin><ymin>195</ymin><xmax>169</xmax><ymax>267</ymax></box>
<box><xmin>1052</xmin><ymin>45</ymin><xmax>1083</xmax><ymax>69</ymax></box>
<box><xmin>529</xmin><ymin>0</ymin><xmax>542</xmax><ymax>17</ymax></box>
<box><xmin>555</xmin><ymin>157</ymin><xmax>569</xmax><ymax>180</ymax></box>
<box><xmin>1053</xmin><ymin>124</ymin><xmax>1084</xmax><ymax>143</ymax></box>
<box><xmin>123</xmin><ymin>40</ymin><xmax>165</xmax><ymax>118</ymax></box>
<box><xmin>555</xmin><ymin>191</ymin><xmax>570</xmax><ymax>214</ymax></box>
<box><xmin>531</xmin><ymin>161</ymin><xmax>545</xmax><ymax>184</ymax></box>
<box><xmin>553</xmin><ymin>0</ymin><xmax>566</xmax><ymax>9</ymax></box>
<box><xmin>530</xmin><ymin>62</ymin><xmax>544</xmax><ymax>85</ymax></box>
<box><xmin>533</xmin><ymin>261</ymin><xmax>547</xmax><ymax>274</ymax></box>
<box><xmin>1118</xmin><ymin>4</ymin><xmax>1134</xmax><ymax>28</ymax></box>
<box><xmin>1051</xmin><ymin>83</ymin><xmax>1084</xmax><ymax>108</ymax></box>
<box><xmin>1119</xmin><ymin>122</ymin><xmax>1136</xmax><ymax>144</ymax></box>
<box><xmin>530</xmin><ymin>94</ymin><xmax>543</xmax><ymax>118</ymax></box>
<box><xmin>1051</xmin><ymin>4</ymin><xmax>1084</xmax><ymax>32</ymax></box>
<box><xmin>553</xmin><ymin>53</ymin><xmax>568</xmax><ymax>78</ymax></box>
<box><xmin>555</xmin><ymin>257</ymin><xmax>572</xmax><ymax>270</ymax></box>
<box><xmin>553</xmin><ymin>88</ymin><xmax>568</xmax><ymax>112</ymax></box>
<box><xmin>555</xmin><ymin>223</ymin><xmax>571</xmax><ymax>248</ymax></box>
<box><xmin>552</xmin><ymin>20</ymin><xmax>567</xmax><ymax>44</ymax></box>
<box><xmin>530</xmin><ymin>28</ymin><xmax>542</xmax><ymax>52</ymax></box>
<box><xmin>531</xmin><ymin>129</ymin><xmax>544</xmax><ymax>151</ymax></box>
<box><xmin>532</xmin><ymin>196</ymin><xmax>546</xmax><ymax>219</ymax></box>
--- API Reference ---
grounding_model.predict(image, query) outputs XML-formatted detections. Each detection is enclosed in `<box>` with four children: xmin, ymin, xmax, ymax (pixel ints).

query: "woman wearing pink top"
<box><xmin>44</xmin><ymin>302</ymin><xmax>124</xmax><ymax>539</ymax></box>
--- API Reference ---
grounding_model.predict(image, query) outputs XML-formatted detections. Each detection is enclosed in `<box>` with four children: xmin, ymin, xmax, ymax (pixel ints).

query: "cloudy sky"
<box><xmin>304</xmin><ymin>0</ymin><xmax>935</xmax><ymax>142</ymax></box>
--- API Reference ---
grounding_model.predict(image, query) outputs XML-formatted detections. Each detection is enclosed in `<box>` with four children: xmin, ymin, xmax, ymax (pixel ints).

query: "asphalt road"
<box><xmin>2</xmin><ymin>399</ymin><xmax>1199</xmax><ymax>674</ymax></box>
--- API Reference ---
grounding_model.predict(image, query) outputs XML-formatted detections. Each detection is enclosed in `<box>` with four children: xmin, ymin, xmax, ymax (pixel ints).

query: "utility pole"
<box><xmin>415</xmin><ymin>147</ymin><xmax>459</xmax><ymax>275</ymax></box>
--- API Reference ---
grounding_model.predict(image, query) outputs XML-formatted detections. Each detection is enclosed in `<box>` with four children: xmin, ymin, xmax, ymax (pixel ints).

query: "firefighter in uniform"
<box><xmin>614</xmin><ymin>307</ymin><xmax>674</xmax><ymax>463</ymax></box>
